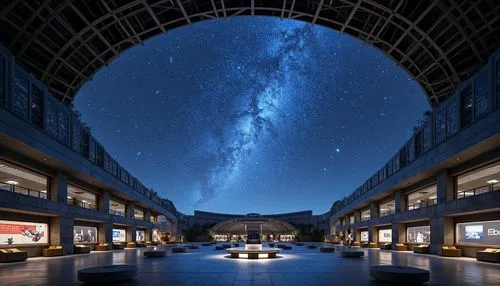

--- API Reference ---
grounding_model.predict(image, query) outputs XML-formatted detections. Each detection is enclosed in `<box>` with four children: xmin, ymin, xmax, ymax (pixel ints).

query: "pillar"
<box><xmin>98</xmin><ymin>222</ymin><xmax>113</xmax><ymax>249</ymax></box>
<box><xmin>99</xmin><ymin>190</ymin><xmax>110</xmax><ymax>214</ymax></box>
<box><xmin>437</xmin><ymin>170</ymin><xmax>455</xmax><ymax>204</ymax></box>
<box><xmin>144</xmin><ymin>209</ymin><xmax>152</xmax><ymax>223</ymax></box>
<box><xmin>126</xmin><ymin>226</ymin><xmax>137</xmax><ymax>243</ymax></box>
<box><xmin>369</xmin><ymin>226</ymin><xmax>378</xmax><ymax>243</ymax></box>
<box><xmin>430</xmin><ymin>217</ymin><xmax>454</xmax><ymax>254</ymax></box>
<box><xmin>50</xmin><ymin>216</ymin><xmax>74</xmax><ymax>255</ymax></box>
<box><xmin>126</xmin><ymin>201</ymin><xmax>135</xmax><ymax>219</ymax></box>
<box><xmin>50</xmin><ymin>170</ymin><xmax>67</xmax><ymax>203</ymax></box>
<box><xmin>394</xmin><ymin>190</ymin><xmax>406</xmax><ymax>213</ymax></box>
<box><xmin>353</xmin><ymin>210</ymin><xmax>361</xmax><ymax>223</ymax></box>
<box><xmin>145</xmin><ymin>229</ymin><xmax>153</xmax><ymax>242</ymax></box>
<box><xmin>354</xmin><ymin>229</ymin><xmax>361</xmax><ymax>242</ymax></box>
<box><xmin>391</xmin><ymin>223</ymin><xmax>406</xmax><ymax>249</ymax></box>
<box><xmin>370</xmin><ymin>202</ymin><xmax>378</xmax><ymax>219</ymax></box>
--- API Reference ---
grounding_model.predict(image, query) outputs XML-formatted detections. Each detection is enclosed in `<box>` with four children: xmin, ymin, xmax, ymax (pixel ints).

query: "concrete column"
<box><xmin>98</xmin><ymin>222</ymin><xmax>113</xmax><ymax>249</ymax></box>
<box><xmin>354</xmin><ymin>229</ymin><xmax>361</xmax><ymax>242</ymax></box>
<box><xmin>437</xmin><ymin>170</ymin><xmax>455</xmax><ymax>204</ymax></box>
<box><xmin>394</xmin><ymin>190</ymin><xmax>406</xmax><ymax>213</ymax></box>
<box><xmin>126</xmin><ymin>201</ymin><xmax>135</xmax><ymax>219</ymax></box>
<box><xmin>369</xmin><ymin>226</ymin><xmax>378</xmax><ymax>243</ymax></box>
<box><xmin>353</xmin><ymin>210</ymin><xmax>361</xmax><ymax>223</ymax></box>
<box><xmin>430</xmin><ymin>217</ymin><xmax>454</xmax><ymax>254</ymax></box>
<box><xmin>391</xmin><ymin>223</ymin><xmax>406</xmax><ymax>249</ymax></box>
<box><xmin>144</xmin><ymin>209</ymin><xmax>152</xmax><ymax>223</ymax></box>
<box><xmin>50</xmin><ymin>216</ymin><xmax>74</xmax><ymax>255</ymax></box>
<box><xmin>126</xmin><ymin>226</ymin><xmax>137</xmax><ymax>243</ymax></box>
<box><xmin>145</xmin><ymin>229</ymin><xmax>153</xmax><ymax>242</ymax></box>
<box><xmin>370</xmin><ymin>202</ymin><xmax>378</xmax><ymax>219</ymax></box>
<box><xmin>50</xmin><ymin>170</ymin><xmax>67</xmax><ymax>203</ymax></box>
<box><xmin>98</xmin><ymin>190</ymin><xmax>110</xmax><ymax>214</ymax></box>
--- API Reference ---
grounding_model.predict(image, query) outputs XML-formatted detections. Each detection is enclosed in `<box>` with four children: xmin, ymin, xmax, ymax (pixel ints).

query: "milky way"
<box><xmin>75</xmin><ymin>17</ymin><xmax>429</xmax><ymax>214</ymax></box>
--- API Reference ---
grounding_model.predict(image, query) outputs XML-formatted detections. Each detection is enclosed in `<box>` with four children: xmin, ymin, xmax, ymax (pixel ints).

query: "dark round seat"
<box><xmin>369</xmin><ymin>265</ymin><xmax>430</xmax><ymax>284</ymax></box>
<box><xmin>215</xmin><ymin>246</ymin><xmax>225</xmax><ymax>250</ymax></box>
<box><xmin>320</xmin><ymin>247</ymin><xmax>335</xmax><ymax>253</ymax></box>
<box><xmin>340</xmin><ymin>251</ymin><xmax>364</xmax><ymax>258</ymax></box>
<box><xmin>144</xmin><ymin>250</ymin><xmax>166</xmax><ymax>257</ymax></box>
<box><xmin>307</xmin><ymin>245</ymin><xmax>317</xmax><ymax>249</ymax></box>
<box><xmin>78</xmin><ymin>265</ymin><xmax>137</xmax><ymax>284</ymax></box>
<box><xmin>171</xmin><ymin>247</ymin><xmax>187</xmax><ymax>253</ymax></box>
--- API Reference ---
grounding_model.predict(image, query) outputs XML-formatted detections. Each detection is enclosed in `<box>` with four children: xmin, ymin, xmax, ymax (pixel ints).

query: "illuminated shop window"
<box><xmin>378</xmin><ymin>200</ymin><xmax>395</xmax><ymax>217</ymax></box>
<box><xmin>407</xmin><ymin>226</ymin><xmax>430</xmax><ymax>243</ymax></box>
<box><xmin>406</xmin><ymin>185</ymin><xmax>437</xmax><ymax>210</ymax></box>
<box><xmin>110</xmin><ymin>200</ymin><xmax>126</xmax><ymax>216</ymax></box>
<box><xmin>134</xmin><ymin>208</ymin><xmax>144</xmax><ymax>220</ymax></box>
<box><xmin>360</xmin><ymin>209</ymin><xmax>370</xmax><ymax>222</ymax></box>
<box><xmin>0</xmin><ymin>160</ymin><xmax>48</xmax><ymax>199</ymax></box>
<box><xmin>67</xmin><ymin>185</ymin><xmax>97</xmax><ymax>210</ymax></box>
<box><xmin>457</xmin><ymin>161</ymin><xmax>500</xmax><ymax>199</ymax></box>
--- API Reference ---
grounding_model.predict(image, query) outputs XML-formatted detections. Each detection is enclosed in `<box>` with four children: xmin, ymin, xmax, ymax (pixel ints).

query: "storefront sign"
<box><xmin>112</xmin><ymin>229</ymin><xmax>126</xmax><ymax>242</ymax></box>
<box><xmin>74</xmin><ymin>226</ymin><xmax>97</xmax><ymax>243</ymax></box>
<box><xmin>136</xmin><ymin>230</ymin><xmax>145</xmax><ymax>242</ymax></box>
<box><xmin>378</xmin><ymin>229</ymin><xmax>392</xmax><ymax>242</ymax></box>
<box><xmin>360</xmin><ymin>231</ymin><xmax>369</xmax><ymax>241</ymax></box>
<box><xmin>407</xmin><ymin>226</ymin><xmax>430</xmax><ymax>243</ymax></box>
<box><xmin>457</xmin><ymin>220</ymin><xmax>500</xmax><ymax>246</ymax></box>
<box><xmin>0</xmin><ymin>220</ymin><xmax>48</xmax><ymax>245</ymax></box>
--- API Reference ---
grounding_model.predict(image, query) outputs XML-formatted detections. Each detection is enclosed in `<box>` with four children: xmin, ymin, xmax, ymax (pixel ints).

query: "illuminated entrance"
<box><xmin>211</xmin><ymin>217</ymin><xmax>296</xmax><ymax>242</ymax></box>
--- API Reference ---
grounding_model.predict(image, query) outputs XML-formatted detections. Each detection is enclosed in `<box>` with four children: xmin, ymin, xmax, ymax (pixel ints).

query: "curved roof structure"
<box><xmin>211</xmin><ymin>218</ymin><xmax>296</xmax><ymax>234</ymax></box>
<box><xmin>0</xmin><ymin>1</ymin><xmax>499</xmax><ymax>104</ymax></box>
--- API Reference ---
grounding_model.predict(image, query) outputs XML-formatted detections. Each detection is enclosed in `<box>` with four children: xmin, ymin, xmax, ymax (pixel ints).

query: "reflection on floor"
<box><xmin>0</xmin><ymin>244</ymin><xmax>499</xmax><ymax>286</ymax></box>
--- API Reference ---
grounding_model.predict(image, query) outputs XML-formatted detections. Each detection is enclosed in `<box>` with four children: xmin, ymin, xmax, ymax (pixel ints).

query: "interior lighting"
<box><xmin>486</xmin><ymin>179</ymin><xmax>499</xmax><ymax>184</ymax></box>
<box><xmin>6</xmin><ymin>180</ymin><xmax>19</xmax><ymax>185</ymax></box>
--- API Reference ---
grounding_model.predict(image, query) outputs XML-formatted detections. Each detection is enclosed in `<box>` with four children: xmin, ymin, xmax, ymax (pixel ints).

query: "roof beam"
<box><xmin>143</xmin><ymin>0</ymin><xmax>167</xmax><ymax>32</ymax></box>
<box><xmin>312</xmin><ymin>0</ymin><xmax>325</xmax><ymax>25</ymax></box>
<box><xmin>340</xmin><ymin>0</ymin><xmax>361</xmax><ymax>32</ymax></box>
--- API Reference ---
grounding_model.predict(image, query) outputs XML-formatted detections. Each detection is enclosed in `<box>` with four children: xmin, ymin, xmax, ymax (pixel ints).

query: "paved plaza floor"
<box><xmin>1</xmin><ymin>243</ymin><xmax>499</xmax><ymax>285</ymax></box>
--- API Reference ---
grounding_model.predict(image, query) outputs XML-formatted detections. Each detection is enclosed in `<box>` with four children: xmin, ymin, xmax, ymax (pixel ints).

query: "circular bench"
<box><xmin>78</xmin><ymin>265</ymin><xmax>137</xmax><ymax>284</ymax></box>
<box><xmin>185</xmin><ymin>245</ymin><xmax>199</xmax><ymax>249</ymax></box>
<box><xmin>282</xmin><ymin>245</ymin><xmax>292</xmax><ymax>250</ymax></box>
<box><xmin>320</xmin><ymin>247</ymin><xmax>335</xmax><ymax>253</ymax></box>
<box><xmin>215</xmin><ymin>246</ymin><xmax>225</xmax><ymax>250</ymax></box>
<box><xmin>369</xmin><ymin>266</ymin><xmax>429</xmax><ymax>284</ymax></box>
<box><xmin>202</xmin><ymin>243</ymin><xmax>211</xmax><ymax>246</ymax></box>
<box><xmin>295</xmin><ymin>243</ymin><xmax>304</xmax><ymax>246</ymax></box>
<box><xmin>340</xmin><ymin>251</ymin><xmax>364</xmax><ymax>258</ymax></box>
<box><xmin>171</xmin><ymin>247</ymin><xmax>187</xmax><ymax>253</ymax></box>
<box><xmin>307</xmin><ymin>245</ymin><xmax>318</xmax><ymax>249</ymax></box>
<box><xmin>144</xmin><ymin>250</ymin><xmax>166</xmax><ymax>258</ymax></box>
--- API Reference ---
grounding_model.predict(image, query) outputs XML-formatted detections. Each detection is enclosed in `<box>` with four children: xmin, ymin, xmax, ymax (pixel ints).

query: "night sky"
<box><xmin>74</xmin><ymin>17</ymin><xmax>429</xmax><ymax>215</ymax></box>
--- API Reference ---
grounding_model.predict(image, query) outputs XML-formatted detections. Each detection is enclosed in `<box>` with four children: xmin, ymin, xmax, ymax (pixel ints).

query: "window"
<box><xmin>407</xmin><ymin>226</ymin><xmax>430</xmax><ymax>243</ymax></box>
<box><xmin>379</xmin><ymin>200</ymin><xmax>395</xmax><ymax>217</ymax></box>
<box><xmin>456</xmin><ymin>220</ymin><xmax>500</xmax><ymax>246</ymax></box>
<box><xmin>46</xmin><ymin>97</ymin><xmax>58</xmax><ymax>138</ymax></box>
<box><xmin>0</xmin><ymin>53</ymin><xmax>5</xmax><ymax>106</ymax></box>
<box><xmin>96</xmin><ymin>144</ymin><xmax>104</xmax><ymax>167</ymax></box>
<box><xmin>446</xmin><ymin>99</ymin><xmax>458</xmax><ymax>136</ymax></box>
<box><xmin>31</xmin><ymin>84</ymin><xmax>44</xmax><ymax>128</ymax></box>
<box><xmin>89</xmin><ymin>137</ymin><xmax>96</xmax><ymax>163</ymax></box>
<box><xmin>474</xmin><ymin>70</ymin><xmax>489</xmax><ymax>117</ymax></box>
<box><xmin>73</xmin><ymin>226</ymin><xmax>97</xmax><ymax>243</ymax></box>
<box><xmin>456</xmin><ymin>161</ymin><xmax>500</xmax><ymax>199</ymax></box>
<box><xmin>82</xmin><ymin>129</ymin><xmax>90</xmax><ymax>158</ymax></box>
<box><xmin>360</xmin><ymin>209</ymin><xmax>370</xmax><ymax>221</ymax></box>
<box><xmin>460</xmin><ymin>85</ymin><xmax>473</xmax><ymax>127</ymax></box>
<box><xmin>58</xmin><ymin>109</ymin><xmax>69</xmax><ymax>146</ymax></box>
<box><xmin>378</xmin><ymin>229</ymin><xmax>392</xmax><ymax>242</ymax></box>
<box><xmin>67</xmin><ymin>185</ymin><xmax>97</xmax><ymax>210</ymax></box>
<box><xmin>113</xmin><ymin>229</ymin><xmax>126</xmax><ymax>242</ymax></box>
<box><xmin>110</xmin><ymin>200</ymin><xmax>126</xmax><ymax>216</ymax></box>
<box><xmin>0</xmin><ymin>160</ymin><xmax>48</xmax><ymax>199</ymax></box>
<box><xmin>360</xmin><ymin>231</ymin><xmax>369</xmax><ymax>242</ymax></box>
<box><xmin>406</xmin><ymin>185</ymin><xmax>437</xmax><ymax>210</ymax></box>
<box><xmin>136</xmin><ymin>230</ymin><xmax>145</xmax><ymax>242</ymax></box>
<box><xmin>0</xmin><ymin>220</ymin><xmax>48</xmax><ymax>245</ymax></box>
<box><xmin>435</xmin><ymin>108</ymin><xmax>446</xmax><ymax>145</ymax></box>
<box><xmin>349</xmin><ymin>216</ymin><xmax>355</xmax><ymax>224</ymax></box>
<box><xmin>422</xmin><ymin>119</ymin><xmax>432</xmax><ymax>152</ymax></box>
<box><xmin>414</xmin><ymin>130</ymin><xmax>423</xmax><ymax>158</ymax></box>
<box><xmin>134</xmin><ymin>208</ymin><xmax>144</xmax><ymax>220</ymax></box>
<box><xmin>12</xmin><ymin>67</ymin><xmax>29</xmax><ymax>119</ymax></box>
<box><xmin>71</xmin><ymin>116</ymin><xmax>82</xmax><ymax>153</ymax></box>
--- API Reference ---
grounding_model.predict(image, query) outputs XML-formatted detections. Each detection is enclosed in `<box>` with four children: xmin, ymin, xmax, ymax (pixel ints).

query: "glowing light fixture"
<box><xmin>6</xmin><ymin>180</ymin><xmax>19</xmax><ymax>185</ymax></box>
<box><xmin>486</xmin><ymin>179</ymin><xmax>499</xmax><ymax>184</ymax></box>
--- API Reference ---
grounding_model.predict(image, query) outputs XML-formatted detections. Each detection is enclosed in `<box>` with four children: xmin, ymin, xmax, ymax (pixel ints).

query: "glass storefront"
<box><xmin>134</xmin><ymin>208</ymin><xmax>144</xmax><ymax>220</ymax></box>
<box><xmin>360</xmin><ymin>230</ymin><xmax>368</xmax><ymax>242</ymax></box>
<box><xmin>0</xmin><ymin>220</ymin><xmax>48</xmax><ymax>245</ymax></box>
<box><xmin>378</xmin><ymin>229</ymin><xmax>392</xmax><ymax>242</ymax></box>
<box><xmin>457</xmin><ymin>220</ymin><xmax>500</xmax><ymax>246</ymax></box>
<box><xmin>136</xmin><ymin>230</ymin><xmax>145</xmax><ymax>242</ymax></box>
<box><xmin>67</xmin><ymin>185</ymin><xmax>97</xmax><ymax>210</ymax></box>
<box><xmin>378</xmin><ymin>200</ymin><xmax>395</xmax><ymax>217</ymax></box>
<box><xmin>0</xmin><ymin>160</ymin><xmax>48</xmax><ymax>199</ymax></box>
<box><xmin>406</xmin><ymin>185</ymin><xmax>437</xmax><ymax>210</ymax></box>
<box><xmin>152</xmin><ymin>229</ymin><xmax>160</xmax><ymax>242</ymax></box>
<box><xmin>73</xmin><ymin>226</ymin><xmax>97</xmax><ymax>243</ymax></box>
<box><xmin>112</xmin><ymin>229</ymin><xmax>126</xmax><ymax>242</ymax></box>
<box><xmin>360</xmin><ymin>209</ymin><xmax>370</xmax><ymax>221</ymax></box>
<box><xmin>407</xmin><ymin>226</ymin><xmax>430</xmax><ymax>243</ymax></box>
<box><xmin>456</xmin><ymin>161</ymin><xmax>500</xmax><ymax>199</ymax></box>
<box><xmin>349</xmin><ymin>216</ymin><xmax>355</xmax><ymax>224</ymax></box>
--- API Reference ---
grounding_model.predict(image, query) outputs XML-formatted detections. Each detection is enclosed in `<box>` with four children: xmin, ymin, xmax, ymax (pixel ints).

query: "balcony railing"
<box><xmin>109</xmin><ymin>210</ymin><xmax>125</xmax><ymax>217</ymax></box>
<box><xmin>68</xmin><ymin>198</ymin><xmax>96</xmax><ymax>210</ymax></box>
<box><xmin>407</xmin><ymin>198</ymin><xmax>437</xmax><ymax>211</ymax></box>
<box><xmin>0</xmin><ymin>183</ymin><xmax>48</xmax><ymax>199</ymax></box>
<box><xmin>360</xmin><ymin>216</ymin><xmax>370</xmax><ymax>222</ymax></box>
<box><xmin>457</xmin><ymin>183</ymin><xmax>500</xmax><ymax>199</ymax></box>
<box><xmin>379</xmin><ymin>209</ymin><xmax>395</xmax><ymax>217</ymax></box>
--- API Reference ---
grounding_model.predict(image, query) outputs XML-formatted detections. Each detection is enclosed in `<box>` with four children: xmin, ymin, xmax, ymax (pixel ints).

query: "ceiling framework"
<box><xmin>0</xmin><ymin>0</ymin><xmax>499</xmax><ymax>105</ymax></box>
<box><xmin>211</xmin><ymin>218</ymin><xmax>296</xmax><ymax>234</ymax></box>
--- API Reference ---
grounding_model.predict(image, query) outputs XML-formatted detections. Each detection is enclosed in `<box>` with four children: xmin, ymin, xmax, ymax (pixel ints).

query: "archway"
<box><xmin>1</xmin><ymin>0</ymin><xmax>498</xmax><ymax>104</ymax></box>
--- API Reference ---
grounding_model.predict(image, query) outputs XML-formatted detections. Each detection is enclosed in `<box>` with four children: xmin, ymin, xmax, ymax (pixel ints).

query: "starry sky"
<box><xmin>74</xmin><ymin>17</ymin><xmax>429</xmax><ymax>215</ymax></box>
